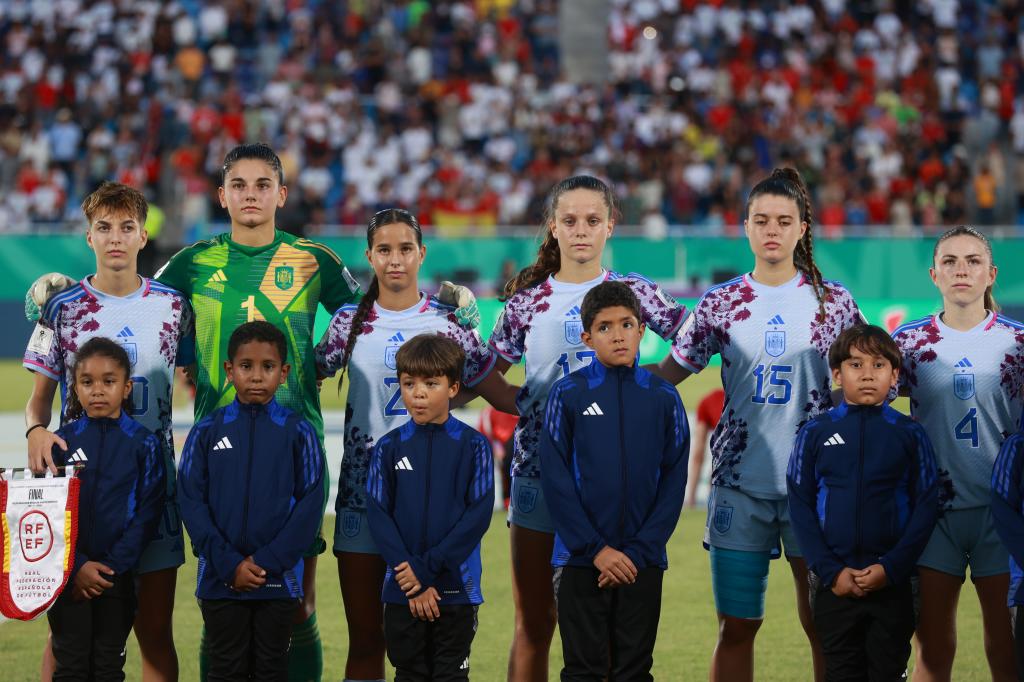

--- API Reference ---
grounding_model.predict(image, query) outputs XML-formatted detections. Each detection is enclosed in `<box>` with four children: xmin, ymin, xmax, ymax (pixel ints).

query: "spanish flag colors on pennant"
<box><xmin>0</xmin><ymin>467</ymin><xmax>79</xmax><ymax>620</ymax></box>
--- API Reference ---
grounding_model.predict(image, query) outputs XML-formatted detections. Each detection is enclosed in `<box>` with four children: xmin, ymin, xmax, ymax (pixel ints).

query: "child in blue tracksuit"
<box><xmin>788</xmin><ymin>324</ymin><xmax>939</xmax><ymax>681</ymax></box>
<box><xmin>540</xmin><ymin>281</ymin><xmax>689</xmax><ymax>681</ymax></box>
<box><xmin>45</xmin><ymin>337</ymin><xmax>166</xmax><ymax>680</ymax></box>
<box><xmin>991</xmin><ymin>428</ymin><xmax>1024</xmax><ymax>678</ymax></box>
<box><xmin>178</xmin><ymin>321</ymin><xmax>325</xmax><ymax>681</ymax></box>
<box><xmin>366</xmin><ymin>333</ymin><xmax>494</xmax><ymax>680</ymax></box>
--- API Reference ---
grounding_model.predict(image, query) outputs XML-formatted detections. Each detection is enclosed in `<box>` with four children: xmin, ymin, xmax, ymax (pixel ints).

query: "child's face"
<box><xmin>832</xmin><ymin>346</ymin><xmax>899</xmax><ymax>406</ymax></box>
<box><xmin>75</xmin><ymin>356</ymin><xmax>132</xmax><ymax>419</ymax></box>
<box><xmin>399</xmin><ymin>373</ymin><xmax>458</xmax><ymax>425</ymax></box>
<box><xmin>581</xmin><ymin>305</ymin><xmax>645</xmax><ymax>367</ymax></box>
<box><xmin>218</xmin><ymin>159</ymin><xmax>287</xmax><ymax>232</ymax></box>
<box><xmin>225</xmin><ymin>340</ymin><xmax>290</xmax><ymax>405</ymax></box>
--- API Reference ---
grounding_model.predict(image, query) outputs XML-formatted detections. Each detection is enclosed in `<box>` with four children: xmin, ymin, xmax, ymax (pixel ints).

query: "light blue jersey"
<box><xmin>23</xmin><ymin>276</ymin><xmax>194</xmax><ymax>483</ymax></box>
<box><xmin>315</xmin><ymin>294</ymin><xmax>495</xmax><ymax>512</ymax></box>
<box><xmin>489</xmin><ymin>271</ymin><xmax>686</xmax><ymax>478</ymax></box>
<box><xmin>673</xmin><ymin>272</ymin><xmax>862</xmax><ymax>499</ymax></box>
<box><xmin>893</xmin><ymin>312</ymin><xmax>1024</xmax><ymax>511</ymax></box>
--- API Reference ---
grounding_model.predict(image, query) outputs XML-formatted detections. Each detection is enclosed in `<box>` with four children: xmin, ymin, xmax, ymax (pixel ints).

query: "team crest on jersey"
<box><xmin>953</xmin><ymin>373</ymin><xmax>975</xmax><ymax>400</ymax></box>
<box><xmin>516</xmin><ymin>483</ymin><xmax>538</xmax><ymax>514</ymax></box>
<box><xmin>274</xmin><ymin>266</ymin><xmax>294</xmax><ymax>290</ymax></box>
<box><xmin>385</xmin><ymin>346</ymin><xmax>400</xmax><ymax>370</ymax></box>
<box><xmin>341</xmin><ymin>511</ymin><xmax>361</xmax><ymax>538</ymax></box>
<box><xmin>764</xmin><ymin>331</ymin><xmax>786</xmax><ymax>357</ymax></box>
<box><xmin>564</xmin><ymin>320</ymin><xmax>583</xmax><ymax>345</ymax></box>
<box><xmin>712</xmin><ymin>500</ymin><xmax>733</xmax><ymax>534</ymax></box>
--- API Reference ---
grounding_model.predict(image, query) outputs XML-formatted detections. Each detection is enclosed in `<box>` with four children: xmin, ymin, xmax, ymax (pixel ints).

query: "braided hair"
<box><xmin>745</xmin><ymin>167</ymin><xmax>828</xmax><ymax>320</ymax></box>
<box><xmin>501</xmin><ymin>175</ymin><xmax>618</xmax><ymax>300</ymax></box>
<box><xmin>66</xmin><ymin>337</ymin><xmax>133</xmax><ymax>421</ymax></box>
<box><xmin>933</xmin><ymin>225</ymin><xmax>999</xmax><ymax>312</ymax></box>
<box><xmin>337</xmin><ymin>208</ymin><xmax>423</xmax><ymax>391</ymax></box>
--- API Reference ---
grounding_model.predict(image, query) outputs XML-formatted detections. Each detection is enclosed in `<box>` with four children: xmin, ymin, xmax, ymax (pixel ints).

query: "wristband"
<box><xmin>25</xmin><ymin>423</ymin><xmax>46</xmax><ymax>439</ymax></box>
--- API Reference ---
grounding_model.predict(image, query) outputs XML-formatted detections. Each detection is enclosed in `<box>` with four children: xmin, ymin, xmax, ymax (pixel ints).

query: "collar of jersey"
<box><xmin>741</xmin><ymin>271</ymin><xmax>804</xmax><ymax>292</ymax></box>
<box><xmin>547</xmin><ymin>269</ymin><xmax>607</xmax><ymax>292</ymax></box>
<box><xmin>374</xmin><ymin>293</ymin><xmax>428</xmax><ymax>318</ymax></box>
<box><xmin>82</xmin><ymin>274</ymin><xmax>147</xmax><ymax>301</ymax></box>
<box><xmin>933</xmin><ymin>310</ymin><xmax>995</xmax><ymax>335</ymax></box>
<box><xmin>224</xmin><ymin>229</ymin><xmax>284</xmax><ymax>256</ymax></box>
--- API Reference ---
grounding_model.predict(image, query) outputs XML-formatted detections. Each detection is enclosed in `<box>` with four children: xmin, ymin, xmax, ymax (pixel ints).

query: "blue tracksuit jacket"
<box><xmin>787</xmin><ymin>402</ymin><xmax>939</xmax><ymax>588</ymax></box>
<box><xmin>366</xmin><ymin>415</ymin><xmax>494</xmax><ymax>605</ymax></box>
<box><xmin>991</xmin><ymin>431</ymin><xmax>1024</xmax><ymax>605</ymax></box>
<box><xmin>178</xmin><ymin>397</ymin><xmax>324</xmax><ymax>600</ymax></box>
<box><xmin>52</xmin><ymin>412</ymin><xmax>166</xmax><ymax>578</ymax></box>
<box><xmin>539</xmin><ymin>361</ymin><xmax>689</xmax><ymax>570</ymax></box>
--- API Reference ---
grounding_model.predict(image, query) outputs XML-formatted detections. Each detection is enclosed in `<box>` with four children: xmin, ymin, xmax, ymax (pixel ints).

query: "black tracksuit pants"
<box><xmin>812</xmin><ymin>580</ymin><xmax>915</xmax><ymax>682</ymax></box>
<box><xmin>554</xmin><ymin>565</ymin><xmax>664</xmax><ymax>682</ymax></box>
<box><xmin>384</xmin><ymin>603</ymin><xmax>478</xmax><ymax>681</ymax></box>
<box><xmin>199</xmin><ymin>598</ymin><xmax>298</xmax><ymax>681</ymax></box>
<box><xmin>47</xmin><ymin>571</ymin><xmax>136</xmax><ymax>681</ymax></box>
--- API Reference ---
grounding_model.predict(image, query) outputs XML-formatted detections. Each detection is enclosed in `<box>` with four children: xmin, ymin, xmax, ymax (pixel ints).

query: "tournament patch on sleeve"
<box><xmin>27</xmin><ymin>323</ymin><xmax>55</xmax><ymax>355</ymax></box>
<box><xmin>342</xmin><ymin>266</ymin><xmax>359</xmax><ymax>294</ymax></box>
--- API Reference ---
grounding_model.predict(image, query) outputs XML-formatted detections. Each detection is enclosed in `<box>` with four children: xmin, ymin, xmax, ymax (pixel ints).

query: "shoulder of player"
<box><xmin>608</xmin><ymin>270</ymin><xmax>658</xmax><ymax>287</ymax></box>
<box><xmin>501</xmin><ymin>279</ymin><xmax>552</xmax><ymax>310</ymax></box>
<box><xmin>891</xmin><ymin>316</ymin><xmax>935</xmax><ymax>339</ymax></box>
<box><xmin>291</xmin><ymin>237</ymin><xmax>344</xmax><ymax>266</ymax></box>
<box><xmin>41</xmin><ymin>281</ymin><xmax>88</xmax><ymax>322</ymax></box>
<box><xmin>994</xmin><ymin>313</ymin><xmax>1024</xmax><ymax>333</ymax></box>
<box><xmin>144</xmin><ymin>278</ymin><xmax>188</xmax><ymax>302</ymax></box>
<box><xmin>327</xmin><ymin>302</ymin><xmax>360</xmax><ymax>327</ymax></box>
<box><xmin>699</xmin><ymin>275</ymin><xmax>746</xmax><ymax>302</ymax></box>
<box><xmin>821</xmin><ymin>279</ymin><xmax>855</xmax><ymax>300</ymax></box>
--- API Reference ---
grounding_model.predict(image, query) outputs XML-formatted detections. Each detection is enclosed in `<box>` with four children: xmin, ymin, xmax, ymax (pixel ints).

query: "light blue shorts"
<box><xmin>917</xmin><ymin>506</ymin><xmax>1009</xmax><ymax>579</ymax></box>
<box><xmin>704</xmin><ymin>485</ymin><xmax>802</xmax><ymax>559</ymax></box>
<box><xmin>136</xmin><ymin>497</ymin><xmax>186</xmax><ymax>574</ymax></box>
<box><xmin>507</xmin><ymin>477</ymin><xmax>555</xmax><ymax>534</ymax></box>
<box><xmin>333</xmin><ymin>508</ymin><xmax>379</xmax><ymax>555</ymax></box>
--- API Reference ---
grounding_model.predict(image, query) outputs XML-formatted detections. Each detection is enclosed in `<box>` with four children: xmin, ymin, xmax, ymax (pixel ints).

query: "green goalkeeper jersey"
<box><xmin>156</xmin><ymin>230</ymin><xmax>361</xmax><ymax>438</ymax></box>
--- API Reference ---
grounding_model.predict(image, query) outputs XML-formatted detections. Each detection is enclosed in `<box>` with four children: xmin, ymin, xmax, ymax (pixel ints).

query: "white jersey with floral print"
<box><xmin>315</xmin><ymin>294</ymin><xmax>496</xmax><ymax>511</ymax></box>
<box><xmin>489</xmin><ymin>270</ymin><xmax>686</xmax><ymax>478</ymax></box>
<box><xmin>893</xmin><ymin>312</ymin><xmax>1024</xmax><ymax>511</ymax></box>
<box><xmin>672</xmin><ymin>272</ymin><xmax>862</xmax><ymax>499</ymax></box>
<box><xmin>22</xmin><ymin>276</ymin><xmax>194</xmax><ymax>486</ymax></box>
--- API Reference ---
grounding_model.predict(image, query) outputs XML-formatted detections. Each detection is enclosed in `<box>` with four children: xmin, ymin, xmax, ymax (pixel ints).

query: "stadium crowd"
<box><xmin>0</xmin><ymin>0</ymin><xmax>1022</xmax><ymax>237</ymax></box>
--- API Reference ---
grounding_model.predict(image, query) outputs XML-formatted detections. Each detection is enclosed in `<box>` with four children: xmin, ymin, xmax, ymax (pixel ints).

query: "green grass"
<box><xmin>0</xmin><ymin>512</ymin><xmax>989</xmax><ymax>680</ymax></box>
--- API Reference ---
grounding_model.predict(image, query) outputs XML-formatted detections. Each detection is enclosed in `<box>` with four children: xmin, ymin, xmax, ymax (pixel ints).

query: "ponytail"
<box><xmin>933</xmin><ymin>225</ymin><xmax>999</xmax><ymax>312</ymax></box>
<box><xmin>338</xmin><ymin>208</ymin><xmax>423</xmax><ymax>391</ymax></box>
<box><xmin>746</xmin><ymin>167</ymin><xmax>828</xmax><ymax>320</ymax></box>
<box><xmin>501</xmin><ymin>175</ymin><xmax>618</xmax><ymax>300</ymax></box>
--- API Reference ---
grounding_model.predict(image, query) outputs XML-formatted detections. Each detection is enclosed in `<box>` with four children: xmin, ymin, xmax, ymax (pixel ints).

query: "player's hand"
<box><xmin>24</xmin><ymin>273</ymin><xmax>75</xmax><ymax>322</ymax></box>
<box><xmin>408</xmin><ymin>587</ymin><xmax>441</xmax><ymax>622</ymax></box>
<box><xmin>438</xmin><ymin>281</ymin><xmax>480</xmax><ymax>330</ymax></box>
<box><xmin>831</xmin><ymin>567</ymin><xmax>867</xmax><ymax>598</ymax></box>
<box><xmin>74</xmin><ymin>561</ymin><xmax>114</xmax><ymax>600</ymax></box>
<box><xmin>394</xmin><ymin>561</ymin><xmax>421</xmax><ymax>596</ymax></box>
<box><xmin>231</xmin><ymin>556</ymin><xmax>267</xmax><ymax>592</ymax></box>
<box><xmin>852</xmin><ymin>563</ymin><xmax>888</xmax><ymax>593</ymax></box>
<box><xmin>27</xmin><ymin>427</ymin><xmax>66</xmax><ymax>475</ymax></box>
<box><xmin>593</xmin><ymin>546</ymin><xmax>637</xmax><ymax>587</ymax></box>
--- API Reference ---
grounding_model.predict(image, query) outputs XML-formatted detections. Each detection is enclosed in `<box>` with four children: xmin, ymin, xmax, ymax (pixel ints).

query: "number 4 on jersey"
<box><xmin>955</xmin><ymin>407</ymin><xmax>979</xmax><ymax>448</ymax></box>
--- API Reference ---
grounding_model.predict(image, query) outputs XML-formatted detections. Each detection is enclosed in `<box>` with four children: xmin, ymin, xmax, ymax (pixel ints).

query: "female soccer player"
<box><xmin>315</xmin><ymin>208</ymin><xmax>517</xmax><ymax>682</ymax></box>
<box><xmin>654</xmin><ymin>168</ymin><xmax>862</xmax><ymax>682</ymax></box>
<box><xmin>892</xmin><ymin>226</ymin><xmax>1022</xmax><ymax>682</ymax></box>
<box><xmin>489</xmin><ymin>175</ymin><xmax>687</xmax><ymax>680</ymax></box>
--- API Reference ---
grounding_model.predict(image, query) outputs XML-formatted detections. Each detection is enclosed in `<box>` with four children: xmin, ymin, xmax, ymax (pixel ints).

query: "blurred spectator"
<box><xmin>1</xmin><ymin>1</ymin><xmax>1023</xmax><ymax>236</ymax></box>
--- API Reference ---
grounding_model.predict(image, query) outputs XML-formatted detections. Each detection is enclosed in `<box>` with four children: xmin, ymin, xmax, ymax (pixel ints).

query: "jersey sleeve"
<box><xmin>890</xmin><ymin>327</ymin><xmax>913</xmax><ymax>393</ymax></box>
<box><xmin>23</xmin><ymin>310</ymin><xmax>63</xmax><ymax>381</ymax></box>
<box><xmin>314</xmin><ymin>305</ymin><xmax>356</xmax><ymax>378</ymax></box>
<box><xmin>671</xmin><ymin>291</ymin><xmax>719</xmax><ymax>373</ymax></box>
<box><xmin>312</xmin><ymin>244</ymin><xmax>362</xmax><ymax>313</ymax></box>
<box><xmin>625</xmin><ymin>274</ymin><xmax>687</xmax><ymax>340</ymax></box>
<box><xmin>488</xmin><ymin>297</ymin><xmax>527</xmax><ymax>364</ymax></box>
<box><xmin>154</xmin><ymin>245</ymin><xmax>196</xmax><ymax>295</ymax></box>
